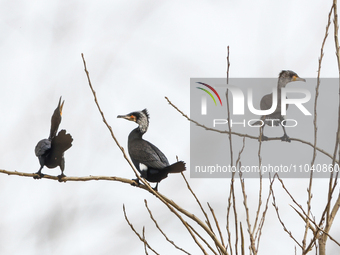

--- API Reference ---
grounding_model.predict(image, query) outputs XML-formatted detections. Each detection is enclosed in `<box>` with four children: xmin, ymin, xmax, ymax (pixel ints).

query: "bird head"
<box><xmin>117</xmin><ymin>109</ymin><xmax>149</xmax><ymax>134</ymax></box>
<box><xmin>278</xmin><ymin>70</ymin><xmax>306</xmax><ymax>88</ymax></box>
<box><xmin>49</xmin><ymin>96</ymin><xmax>64</xmax><ymax>139</ymax></box>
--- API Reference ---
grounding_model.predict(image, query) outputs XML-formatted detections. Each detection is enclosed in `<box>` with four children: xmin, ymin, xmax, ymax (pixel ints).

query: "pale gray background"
<box><xmin>0</xmin><ymin>0</ymin><xmax>339</xmax><ymax>254</ymax></box>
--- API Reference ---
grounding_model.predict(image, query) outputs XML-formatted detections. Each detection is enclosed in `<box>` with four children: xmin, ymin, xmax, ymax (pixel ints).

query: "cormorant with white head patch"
<box><xmin>118</xmin><ymin>109</ymin><xmax>186</xmax><ymax>191</ymax></box>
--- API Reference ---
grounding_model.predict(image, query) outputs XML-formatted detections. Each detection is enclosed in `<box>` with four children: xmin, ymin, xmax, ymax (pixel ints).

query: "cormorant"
<box><xmin>117</xmin><ymin>109</ymin><xmax>186</xmax><ymax>191</ymax></box>
<box><xmin>252</xmin><ymin>70</ymin><xmax>306</xmax><ymax>142</ymax></box>
<box><xmin>34</xmin><ymin>97</ymin><xmax>73</xmax><ymax>180</ymax></box>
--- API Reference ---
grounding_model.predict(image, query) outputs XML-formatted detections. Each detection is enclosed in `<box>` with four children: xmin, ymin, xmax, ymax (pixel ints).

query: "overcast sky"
<box><xmin>0</xmin><ymin>0</ymin><xmax>339</xmax><ymax>254</ymax></box>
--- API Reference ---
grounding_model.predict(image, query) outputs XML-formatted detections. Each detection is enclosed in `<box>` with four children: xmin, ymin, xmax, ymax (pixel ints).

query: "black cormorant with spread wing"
<box><xmin>34</xmin><ymin>97</ymin><xmax>73</xmax><ymax>180</ymax></box>
<box><xmin>252</xmin><ymin>70</ymin><xmax>306</xmax><ymax>142</ymax></box>
<box><xmin>117</xmin><ymin>109</ymin><xmax>186</xmax><ymax>191</ymax></box>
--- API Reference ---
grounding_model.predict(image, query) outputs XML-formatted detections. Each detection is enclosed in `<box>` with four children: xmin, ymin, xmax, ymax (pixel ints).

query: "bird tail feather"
<box><xmin>167</xmin><ymin>161</ymin><xmax>186</xmax><ymax>174</ymax></box>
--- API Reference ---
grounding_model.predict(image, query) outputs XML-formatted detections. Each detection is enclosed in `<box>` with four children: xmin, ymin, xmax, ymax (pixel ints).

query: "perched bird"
<box><xmin>252</xmin><ymin>70</ymin><xmax>306</xmax><ymax>142</ymax></box>
<box><xmin>117</xmin><ymin>109</ymin><xmax>186</xmax><ymax>191</ymax></box>
<box><xmin>34</xmin><ymin>97</ymin><xmax>73</xmax><ymax>180</ymax></box>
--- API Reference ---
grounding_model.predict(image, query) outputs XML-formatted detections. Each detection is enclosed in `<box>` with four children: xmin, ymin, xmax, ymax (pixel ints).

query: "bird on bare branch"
<box><xmin>34</xmin><ymin>97</ymin><xmax>73</xmax><ymax>181</ymax></box>
<box><xmin>118</xmin><ymin>109</ymin><xmax>186</xmax><ymax>191</ymax></box>
<box><xmin>252</xmin><ymin>70</ymin><xmax>306</xmax><ymax>142</ymax></box>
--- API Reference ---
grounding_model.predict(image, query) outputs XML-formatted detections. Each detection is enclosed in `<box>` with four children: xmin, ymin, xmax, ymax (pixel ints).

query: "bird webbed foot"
<box><xmin>280</xmin><ymin>134</ymin><xmax>291</xmax><ymax>143</ymax></box>
<box><xmin>33</xmin><ymin>171</ymin><xmax>44</xmax><ymax>179</ymax></box>
<box><xmin>259</xmin><ymin>135</ymin><xmax>268</xmax><ymax>142</ymax></box>
<box><xmin>131</xmin><ymin>178</ymin><xmax>140</xmax><ymax>187</ymax></box>
<box><xmin>57</xmin><ymin>173</ymin><xmax>66</xmax><ymax>182</ymax></box>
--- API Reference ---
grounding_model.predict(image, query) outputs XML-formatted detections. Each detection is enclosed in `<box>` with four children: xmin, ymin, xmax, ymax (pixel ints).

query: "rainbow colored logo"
<box><xmin>196</xmin><ymin>82</ymin><xmax>223</xmax><ymax>106</ymax></box>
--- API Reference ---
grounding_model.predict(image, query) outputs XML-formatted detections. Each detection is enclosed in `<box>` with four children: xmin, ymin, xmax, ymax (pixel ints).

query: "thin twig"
<box><xmin>180</xmin><ymin>172</ymin><xmax>214</xmax><ymax>236</ymax></box>
<box><xmin>270</xmin><ymin>179</ymin><xmax>303</xmax><ymax>249</ymax></box>
<box><xmin>186</xmin><ymin>224</ymin><xmax>219</xmax><ymax>255</ymax></box>
<box><xmin>225</xmin><ymin>45</ymin><xmax>234</xmax><ymax>167</ymax></box>
<box><xmin>180</xmin><ymin>172</ymin><xmax>227</xmax><ymax>254</ymax></box>
<box><xmin>123</xmin><ymin>205</ymin><xmax>159</xmax><ymax>255</ymax></box>
<box><xmin>318</xmin><ymin>3</ymin><xmax>340</xmax><ymax>254</ymax></box>
<box><xmin>253</xmin><ymin>124</ymin><xmax>264</xmax><ymax>245</ymax></box>
<box><xmin>275</xmin><ymin>175</ymin><xmax>309</xmax><ymax>223</ymax></box>
<box><xmin>240</xmin><ymin>222</ymin><xmax>245</xmax><ymax>255</ymax></box>
<box><xmin>81</xmin><ymin>54</ymin><xmax>227</xmax><ymax>254</ymax></box>
<box><xmin>305</xmin><ymin>178</ymin><xmax>339</xmax><ymax>252</ymax></box>
<box><xmin>290</xmin><ymin>204</ymin><xmax>340</xmax><ymax>247</ymax></box>
<box><xmin>165</xmin><ymin>97</ymin><xmax>338</xmax><ymax>164</ymax></box>
<box><xmin>225</xmin><ymin>46</ymin><xmax>239</xmax><ymax>255</ymax></box>
<box><xmin>226</xmin><ymin>137</ymin><xmax>246</xmax><ymax>255</ymax></box>
<box><xmin>144</xmin><ymin>200</ymin><xmax>191</xmax><ymax>255</ymax></box>
<box><xmin>239</xmin><ymin>174</ymin><xmax>257</xmax><ymax>254</ymax></box>
<box><xmin>275</xmin><ymin>175</ymin><xmax>340</xmax><ymax>252</ymax></box>
<box><xmin>310</xmin><ymin>4</ymin><xmax>334</xmax><ymax>254</ymax></box>
<box><xmin>329</xmin><ymin>0</ymin><xmax>340</xmax><ymax>227</ymax></box>
<box><xmin>207</xmin><ymin>202</ymin><xmax>225</xmax><ymax>248</ymax></box>
<box><xmin>254</xmin><ymin>174</ymin><xmax>274</xmax><ymax>252</ymax></box>
<box><xmin>81</xmin><ymin>53</ymin><xmax>154</xmax><ymax>193</ymax></box>
<box><xmin>143</xmin><ymin>227</ymin><xmax>149</xmax><ymax>255</ymax></box>
<box><xmin>226</xmin><ymin>173</ymin><xmax>235</xmax><ymax>255</ymax></box>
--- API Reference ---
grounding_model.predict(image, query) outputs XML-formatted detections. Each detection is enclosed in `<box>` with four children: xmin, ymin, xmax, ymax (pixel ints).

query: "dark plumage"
<box><xmin>117</xmin><ymin>109</ymin><xmax>186</xmax><ymax>191</ymax></box>
<box><xmin>34</xmin><ymin>97</ymin><xmax>73</xmax><ymax>180</ymax></box>
<box><xmin>252</xmin><ymin>70</ymin><xmax>306</xmax><ymax>142</ymax></box>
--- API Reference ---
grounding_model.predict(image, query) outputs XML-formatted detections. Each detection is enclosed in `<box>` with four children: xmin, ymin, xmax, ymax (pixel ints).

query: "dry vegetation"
<box><xmin>1</xmin><ymin>1</ymin><xmax>340</xmax><ymax>254</ymax></box>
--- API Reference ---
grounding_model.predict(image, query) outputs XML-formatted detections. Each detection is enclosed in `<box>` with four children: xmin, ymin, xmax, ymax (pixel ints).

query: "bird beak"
<box><xmin>58</xmin><ymin>97</ymin><xmax>64</xmax><ymax>116</ymax></box>
<box><xmin>293</xmin><ymin>76</ymin><xmax>306</xmax><ymax>82</ymax></box>
<box><xmin>117</xmin><ymin>114</ymin><xmax>136</xmax><ymax>122</ymax></box>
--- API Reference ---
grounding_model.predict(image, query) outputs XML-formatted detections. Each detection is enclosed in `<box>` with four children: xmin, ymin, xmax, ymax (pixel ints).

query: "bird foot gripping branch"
<box><xmin>33</xmin><ymin>172</ymin><xmax>45</xmax><ymax>179</ymax></box>
<box><xmin>117</xmin><ymin>109</ymin><xmax>186</xmax><ymax>191</ymax></box>
<box><xmin>57</xmin><ymin>173</ymin><xmax>67</xmax><ymax>182</ymax></box>
<box><xmin>34</xmin><ymin>97</ymin><xmax>73</xmax><ymax>180</ymax></box>
<box><xmin>131</xmin><ymin>178</ymin><xmax>140</xmax><ymax>187</ymax></box>
<box><xmin>280</xmin><ymin>134</ymin><xmax>291</xmax><ymax>143</ymax></box>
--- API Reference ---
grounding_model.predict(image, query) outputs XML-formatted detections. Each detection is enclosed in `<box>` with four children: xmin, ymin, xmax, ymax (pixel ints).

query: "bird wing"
<box><xmin>260</xmin><ymin>93</ymin><xmax>273</xmax><ymax>110</ymax></box>
<box><xmin>260</xmin><ymin>93</ymin><xmax>289</xmax><ymax>112</ymax></box>
<box><xmin>129</xmin><ymin>139</ymin><xmax>169</xmax><ymax>170</ymax></box>
<box><xmin>51</xmin><ymin>129</ymin><xmax>73</xmax><ymax>152</ymax></box>
<box><xmin>35</xmin><ymin>139</ymin><xmax>51</xmax><ymax>156</ymax></box>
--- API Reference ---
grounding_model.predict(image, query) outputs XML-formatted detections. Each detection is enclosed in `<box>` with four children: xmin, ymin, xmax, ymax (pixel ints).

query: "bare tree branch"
<box><xmin>186</xmin><ymin>223</ymin><xmax>219</xmax><ymax>255</ymax></box>
<box><xmin>123</xmin><ymin>205</ymin><xmax>160</xmax><ymax>255</ymax></box>
<box><xmin>225</xmin><ymin>45</ymin><xmax>234</xmax><ymax>167</ymax></box>
<box><xmin>317</xmin><ymin>2</ymin><xmax>340</xmax><ymax>254</ymax></box>
<box><xmin>180</xmin><ymin>172</ymin><xmax>214</xmax><ymax>237</ymax></box>
<box><xmin>290</xmin><ymin>205</ymin><xmax>340</xmax><ymax>247</ymax></box>
<box><xmin>164</xmin><ymin>97</ymin><xmax>338</xmax><ymax>164</ymax></box>
<box><xmin>81</xmin><ymin>53</ymin><xmax>228</xmax><ymax>254</ymax></box>
<box><xmin>207</xmin><ymin>202</ymin><xmax>225</xmax><ymax>249</ymax></box>
<box><xmin>81</xmin><ymin>53</ymin><xmax>156</xmax><ymax>194</ymax></box>
<box><xmin>0</xmin><ymin>169</ymin><xmax>144</xmax><ymax>186</ymax></box>
<box><xmin>254</xmin><ymin>174</ymin><xmax>274</xmax><ymax>252</ymax></box>
<box><xmin>143</xmin><ymin>227</ymin><xmax>149</xmax><ymax>255</ymax></box>
<box><xmin>240</xmin><ymin>222</ymin><xmax>245</xmax><ymax>255</ymax></box>
<box><xmin>253</xmin><ymin>124</ymin><xmax>264</xmax><ymax>247</ymax></box>
<box><xmin>270</xmin><ymin>179</ymin><xmax>303</xmax><ymax>250</ymax></box>
<box><xmin>144</xmin><ymin>200</ymin><xmax>191</xmax><ymax>255</ymax></box>
<box><xmin>239</xmin><ymin>174</ymin><xmax>257</xmax><ymax>254</ymax></box>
